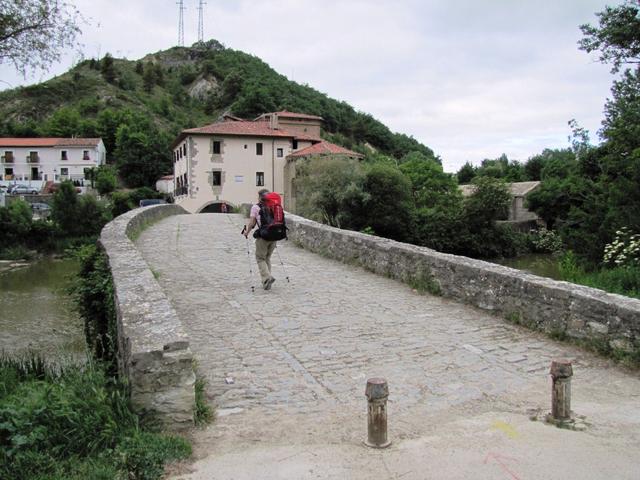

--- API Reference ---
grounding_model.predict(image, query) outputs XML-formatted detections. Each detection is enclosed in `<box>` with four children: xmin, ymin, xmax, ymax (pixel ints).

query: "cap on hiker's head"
<box><xmin>258</xmin><ymin>189</ymin><xmax>269</xmax><ymax>199</ymax></box>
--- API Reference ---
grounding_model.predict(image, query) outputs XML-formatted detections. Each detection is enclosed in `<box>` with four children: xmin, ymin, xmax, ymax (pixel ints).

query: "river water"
<box><xmin>0</xmin><ymin>258</ymin><xmax>86</xmax><ymax>361</ymax></box>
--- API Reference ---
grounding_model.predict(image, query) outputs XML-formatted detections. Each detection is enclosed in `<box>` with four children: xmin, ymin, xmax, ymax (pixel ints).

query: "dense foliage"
<box><xmin>453</xmin><ymin>1</ymin><xmax>640</xmax><ymax>280</ymax></box>
<box><xmin>0</xmin><ymin>40</ymin><xmax>437</xmax><ymax>188</ymax></box>
<box><xmin>0</xmin><ymin>181</ymin><xmax>114</xmax><ymax>259</ymax></box>
<box><xmin>0</xmin><ymin>356</ymin><xmax>191</xmax><ymax>480</ymax></box>
<box><xmin>296</xmin><ymin>152</ymin><xmax>524</xmax><ymax>259</ymax></box>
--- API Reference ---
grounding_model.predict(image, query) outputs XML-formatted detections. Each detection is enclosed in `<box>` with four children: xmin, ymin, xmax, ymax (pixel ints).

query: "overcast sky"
<box><xmin>0</xmin><ymin>0</ymin><xmax>623</xmax><ymax>172</ymax></box>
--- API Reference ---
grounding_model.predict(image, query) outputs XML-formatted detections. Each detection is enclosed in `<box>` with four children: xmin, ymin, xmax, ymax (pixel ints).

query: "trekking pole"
<box><xmin>241</xmin><ymin>226</ymin><xmax>256</xmax><ymax>293</ymax></box>
<box><xmin>275</xmin><ymin>244</ymin><xmax>290</xmax><ymax>283</ymax></box>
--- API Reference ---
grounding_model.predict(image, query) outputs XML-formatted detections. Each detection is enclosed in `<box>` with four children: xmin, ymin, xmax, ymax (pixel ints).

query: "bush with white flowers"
<box><xmin>603</xmin><ymin>228</ymin><xmax>640</xmax><ymax>267</ymax></box>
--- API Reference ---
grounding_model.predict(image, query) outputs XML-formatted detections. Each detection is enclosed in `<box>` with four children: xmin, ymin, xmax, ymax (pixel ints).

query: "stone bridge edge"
<box><xmin>99</xmin><ymin>204</ymin><xmax>195</xmax><ymax>430</ymax></box>
<box><xmin>285</xmin><ymin>213</ymin><xmax>640</xmax><ymax>360</ymax></box>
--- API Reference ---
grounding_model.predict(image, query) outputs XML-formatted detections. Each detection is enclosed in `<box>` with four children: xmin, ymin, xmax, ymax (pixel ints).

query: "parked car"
<box><xmin>10</xmin><ymin>185</ymin><xmax>39</xmax><ymax>195</ymax></box>
<box><xmin>139</xmin><ymin>199</ymin><xmax>167</xmax><ymax>207</ymax></box>
<box><xmin>31</xmin><ymin>203</ymin><xmax>51</xmax><ymax>212</ymax></box>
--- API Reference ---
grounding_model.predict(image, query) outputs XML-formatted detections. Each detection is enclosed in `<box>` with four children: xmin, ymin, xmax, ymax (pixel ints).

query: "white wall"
<box><xmin>0</xmin><ymin>142</ymin><xmax>105</xmax><ymax>183</ymax></box>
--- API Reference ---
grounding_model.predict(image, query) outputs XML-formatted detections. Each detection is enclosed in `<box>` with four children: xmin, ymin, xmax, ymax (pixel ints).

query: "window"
<box><xmin>213</xmin><ymin>141</ymin><xmax>221</xmax><ymax>154</ymax></box>
<box><xmin>5</xmin><ymin>168</ymin><xmax>13</xmax><ymax>177</ymax></box>
<box><xmin>29</xmin><ymin>151</ymin><xmax>38</xmax><ymax>163</ymax></box>
<box><xmin>60</xmin><ymin>167</ymin><xmax>69</xmax><ymax>176</ymax></box>
<box><xmin>183</xmin><ymin>144</ymin><xmax>187</xmax><ymax>156</ymax></box>
<box><xmin>256</xmin><ymin>143</ymin><xmax>263</xmax><ymax>155</ymax></box>
<box><xmin>256</xmin><ymin>172</ymin><xmax>264</xmax><ymax>186</ymax></box>
<box><xmin>61</xmin><ymin>150</ymin><xmax>68</xmax><ymax>160</ymax></box>
<box><xmin>292</xmin><ymin>139</ymin><xmax>298</xmax><ymax>150</ymax></box>
<box><xmin>244</xmin><ymin>144</ymin><xmax>248</xmax><ymax>149</ymax></box>
<box><xmin>211</xmin><ymin>171</ymin><xmax>221</xmax><ymax>186</ymax></box>
<box><xmin>83</xmin><ymin>150</ymin><xmax>90</xmax><ymax>160</ymax></box>
<box><xmin>3</xmin><ymin>151</ymin><xmax>13</xmax><ymax>162</ymax></box>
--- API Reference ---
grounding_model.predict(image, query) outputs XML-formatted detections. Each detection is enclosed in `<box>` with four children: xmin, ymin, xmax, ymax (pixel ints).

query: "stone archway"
<box><xmin>197</xmin><ymin>201</ymin><xmax>236</xmax><ymax>213</ymax></box>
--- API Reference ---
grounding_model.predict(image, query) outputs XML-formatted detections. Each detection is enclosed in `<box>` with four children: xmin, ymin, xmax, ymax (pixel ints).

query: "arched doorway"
<box><xmin>197</xmin><ymin>201</ymin><xmax>235</xmax><ymax>213</ymax></box>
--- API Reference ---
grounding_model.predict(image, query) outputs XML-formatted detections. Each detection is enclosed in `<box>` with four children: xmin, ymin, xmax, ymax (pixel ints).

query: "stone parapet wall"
<box><xmin>99</xmin><ymin>205</ymin><xmax>195</xmax><ymax>429</ymax></box>
<box><xmin>285</xmin><ymin>214</ymin><xmax>640</xmax><ymax>356</ymax></box>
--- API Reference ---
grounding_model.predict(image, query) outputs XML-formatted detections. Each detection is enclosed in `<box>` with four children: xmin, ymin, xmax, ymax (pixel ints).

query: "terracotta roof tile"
<box><xmin>287</xmin><ymin>141</ymin><xmax>363</xmax><ymax>159</ymax></box>
<box><xmin>0</xmin><ymin>138</ymin><xmax>101</xmax><ymax>147</ymax></box>
<box><xmin>256</xmin><ymin>110</ymin><xmax>324</xmax><ymax>121</ymax></box>
<box><xmin>183</xmin><ymin>121</ymin><xmax>297</xmax><ymax>138</ymax></box>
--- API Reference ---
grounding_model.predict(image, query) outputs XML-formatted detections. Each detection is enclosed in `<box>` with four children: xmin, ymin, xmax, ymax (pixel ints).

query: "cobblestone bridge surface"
<box><xmin>137</xmin><ymin>214</ymin><xmax>640</xmax><ymax>480</ymax></box>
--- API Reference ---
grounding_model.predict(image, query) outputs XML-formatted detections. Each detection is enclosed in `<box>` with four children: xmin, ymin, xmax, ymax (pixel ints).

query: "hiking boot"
<box><xmin>263</xmin><ymin>277</ymin><xmax>276</xmax><ymax>290</ymax></box>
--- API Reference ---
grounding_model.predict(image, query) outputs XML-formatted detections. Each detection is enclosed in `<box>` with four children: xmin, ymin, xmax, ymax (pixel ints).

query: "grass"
<box><xmin>0</xmin><ymin>354</ymin><xmax>192</xmax><ymax>480</ymax></box>
<box><xmin>408</xmin><ymin>269</ymin><xmax>442</xmax><ymax>296</ymax></box>
<box><xmin>559</xmin><ymin>252</ymin><xmax>640</xmax><ymax>299</ymax></box>
<box><xmin>0</xmin><ymin>245</ymin><xmax>35</xmax><ymax>261</ymax></box>
<box><xmin>194</xmin><ymin>376</ymin><xmax>214</xmax><ymax>426</ymax></box>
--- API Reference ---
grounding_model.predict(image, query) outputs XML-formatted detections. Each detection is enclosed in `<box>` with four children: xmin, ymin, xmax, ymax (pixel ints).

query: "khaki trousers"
<box><xmin>255</xmin><ymin>237</ymin><xmax>276</xmax><ymax>283</ymax></box>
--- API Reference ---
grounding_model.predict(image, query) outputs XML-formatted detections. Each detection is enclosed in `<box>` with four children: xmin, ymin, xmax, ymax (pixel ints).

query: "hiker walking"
<box><xmin>243</xmin><ymin>189</ymin><xmax>287</xmax><ymax>290</ymax></box>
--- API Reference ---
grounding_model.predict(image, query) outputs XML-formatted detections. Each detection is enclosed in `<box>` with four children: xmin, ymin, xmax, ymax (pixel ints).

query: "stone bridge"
<box><xmin>103</xmin><ymin>207</ymin><xmax>640</xmax><ymax>479</ymax></box>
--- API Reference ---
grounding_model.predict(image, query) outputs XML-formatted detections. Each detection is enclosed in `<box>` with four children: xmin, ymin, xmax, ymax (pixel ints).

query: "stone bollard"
<box><xmin>365</xmin><ymin>378</ymin><xmax>391</xmax><ymax>448</ymax></box>
<box><xmin>550</xmin><ymin>359</ymin><xmax>573</xmax><ymax>421</ymax></box>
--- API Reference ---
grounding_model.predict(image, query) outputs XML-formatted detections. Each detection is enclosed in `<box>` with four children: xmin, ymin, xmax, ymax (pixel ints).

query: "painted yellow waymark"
<box><xmin>491</xmin><ymin>420</ymin><xmax>519</xmax><ymax>439</ymax></box>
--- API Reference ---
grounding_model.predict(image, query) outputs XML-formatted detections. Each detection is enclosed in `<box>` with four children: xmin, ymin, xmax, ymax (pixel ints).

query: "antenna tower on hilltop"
<box><xmin>177</xmin><ymin>0</ymin><xmax>186</xmax><ymax>46</ymax></box>
<box><xmin>198</xmin><ymin>0</ymin><xmax>207</xmax><ymax>43</ymax></box>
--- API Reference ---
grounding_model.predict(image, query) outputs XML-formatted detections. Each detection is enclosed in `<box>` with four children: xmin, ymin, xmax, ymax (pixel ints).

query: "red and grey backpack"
<box><xmin>256</xmin><ymin>192</ymin><xmax>287</xmax><ymax>241</ymax></box>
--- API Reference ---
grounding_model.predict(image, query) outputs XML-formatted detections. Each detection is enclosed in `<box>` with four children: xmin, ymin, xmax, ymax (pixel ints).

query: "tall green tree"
<box><xmin>361</xmin><ymin>163</ymin><xmax>414</xmax><ymax>242</ymax></box>
<box><xmin>399</xmin><ymin>151</ymin><xmax>460</xmax><ymax>210</ymax></box>
<box><xmin>456</xmin><ymin>161</ymin><xmax>476</xmax><ymax>184</ymax></box>
<box><xmin>579</xmin><ymin>1</ymin><xmax>640</xmax><ymax>74</ymax></box>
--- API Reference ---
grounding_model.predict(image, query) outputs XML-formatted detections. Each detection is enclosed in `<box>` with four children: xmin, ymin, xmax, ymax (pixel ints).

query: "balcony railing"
<box><xmin>1</xmin><ymin>155</ymin><xmax>14</xmax><ymax>163</ymax></box>
<box><xmin>26</xmin><ymin>154</ymin><xmax>39</xmax><ymax>163</ymax></box>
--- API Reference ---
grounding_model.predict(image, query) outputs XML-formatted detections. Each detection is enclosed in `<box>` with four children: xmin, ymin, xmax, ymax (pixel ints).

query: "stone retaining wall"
<box><xmin>99</xmin><ymin>205</ymin><xmax>195</xmax><ymax>430</ymax></box>
<box><xmin>286</xmin><ymin>214</ymin><xmax>640</xmax><ymax>356</ymax></box>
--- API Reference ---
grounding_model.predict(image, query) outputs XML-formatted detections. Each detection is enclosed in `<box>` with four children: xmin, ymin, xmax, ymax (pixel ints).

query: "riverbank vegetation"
<box><xmin>0</xmin><ymin>243</ymin><xmax>199</xmax><ymax>479</ymax></box>
<box><xmin>0</xmin><ymin>180</ymin><xmax>167</xmax><ymax>260</ymax></box>
<box><xmin>0</xmin><ymin>355</ymin><xmax>191</xmax><ymax>480</ymax></box>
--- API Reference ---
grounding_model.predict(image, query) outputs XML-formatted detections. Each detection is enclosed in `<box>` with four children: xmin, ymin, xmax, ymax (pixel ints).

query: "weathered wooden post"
<box><xmin>550</xmin><ymin>359</ymin><xmax>573</xmax><ymax>421</ymax></box>
<box><xmin>365</xmin><ymin>378</ymin><xmax>391</xmax><ymax>448</ymax></box>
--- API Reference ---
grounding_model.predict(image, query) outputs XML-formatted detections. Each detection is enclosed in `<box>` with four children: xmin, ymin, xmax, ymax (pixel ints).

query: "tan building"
<box><xmin>171</xmin><ymin>111</ymin><xmax>361</xmax><ymax>213</ymax></box>
<box><xmin>283</xmin><ymin>141</ymin><xmax>364</xmax><ymax>214</ymax></box>
<box><xmin>460</xmin><ymin>180</ymin><xmax>542</xmax><ymax>224</ymax></box>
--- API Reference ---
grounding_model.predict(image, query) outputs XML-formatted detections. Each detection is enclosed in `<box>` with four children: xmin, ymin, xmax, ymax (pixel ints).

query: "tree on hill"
<box><xmin>0</xmin><ymin>0</ymin><xmax>82</xmax><ymax>76</ymax></box>
<box><xmin>100</xmin><ymin>53</ymin><xmax>117</xmax><ymax>83</ymax></box>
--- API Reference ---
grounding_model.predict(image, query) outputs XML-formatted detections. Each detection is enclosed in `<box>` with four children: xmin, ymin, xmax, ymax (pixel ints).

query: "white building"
<box><xmin>155</xmin><ymin>175</ymin><xmax>174</xmax><ymax>194</ymax></box>
<box><xmin>171</xmin><ymin>111</ymin><xmax>362</xmax><ymax>213</ymax></box>
<box><xmin>0</xmin><ymin>138</ymin><xmax>106</xmax><ymax>185</ymax></box>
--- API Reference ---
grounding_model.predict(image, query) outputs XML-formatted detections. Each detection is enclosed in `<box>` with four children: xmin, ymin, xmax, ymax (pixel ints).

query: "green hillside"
<box><xmin>0</xmin><ymin>39</ymin><xmax>436</xmax><ymax>186</ymax></box>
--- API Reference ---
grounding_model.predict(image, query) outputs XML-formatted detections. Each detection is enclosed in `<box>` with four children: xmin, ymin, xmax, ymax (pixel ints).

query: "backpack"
<box><xmin>255</xmin><ymin>192</ymin><xmax>287</xmax><ymax>241</ymax></box>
